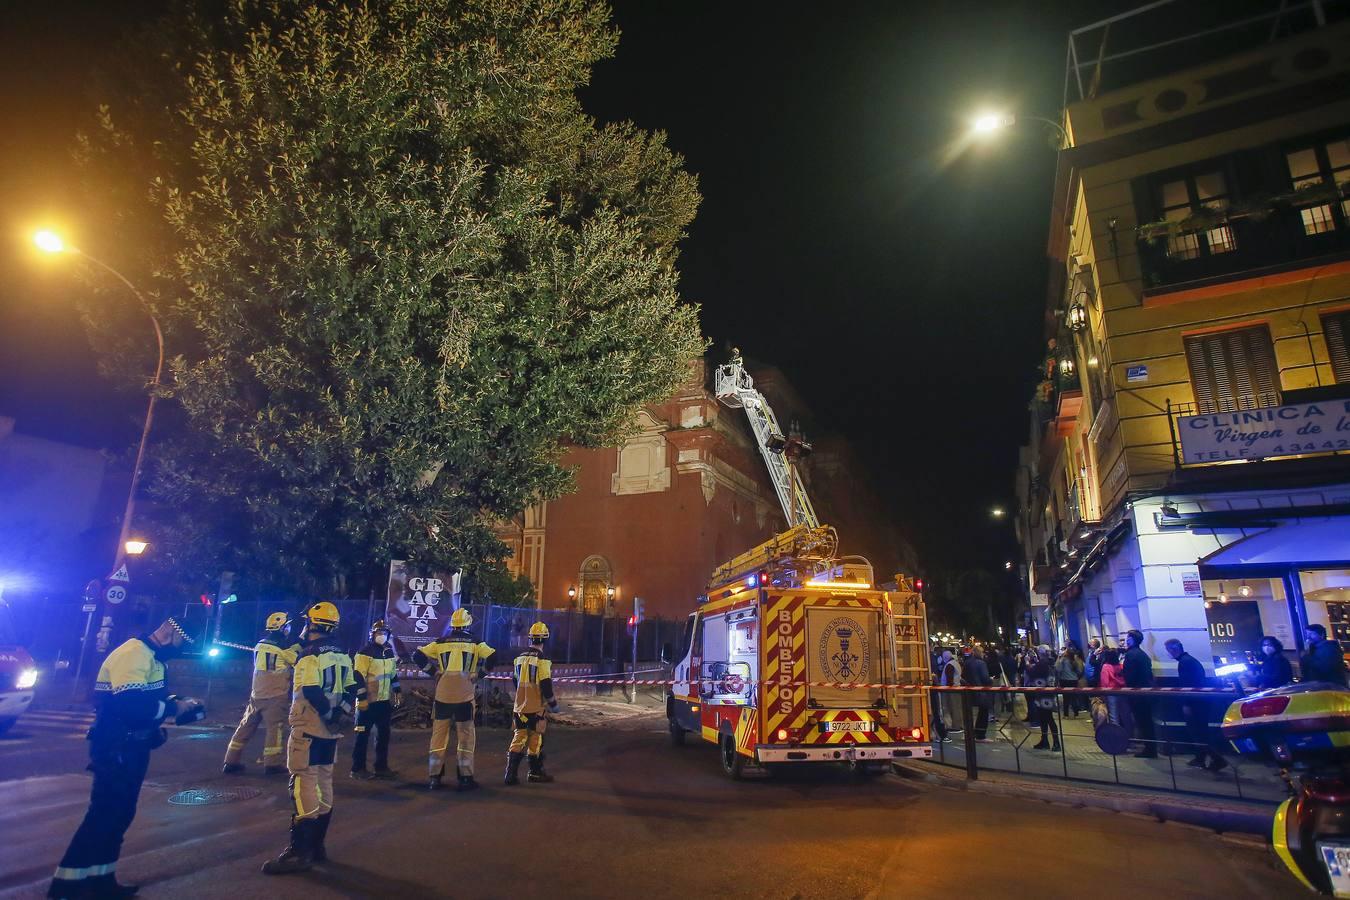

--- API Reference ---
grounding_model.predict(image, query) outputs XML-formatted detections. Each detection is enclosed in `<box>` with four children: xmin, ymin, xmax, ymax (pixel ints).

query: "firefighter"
<box><xmin>350</xmin><ymin>618</ymin><xmax>402</xmax><ymax>779</ymax></box>
<box><xmin>223</xmin><ymin>611</ymin><xmax>300</xmax><ymax>775</ymax></box>
<box><xmin>505</xmin><ymin>621</ymin><xmax>560</xmax><ymax>785</ymax></box>
<box><xmin>412</xmin><ymin>608</ymin><xmax>495</xmax><ymax>791</ymax></box>
<box><xmin>262</xmin><ymin>601</ymin><xmax>358</xmax><ymax>876</ymax></box>
<box><xmin>48</xmin><ymin>614</ymin><xmax>207</xmax><ymax>899</ymax></box>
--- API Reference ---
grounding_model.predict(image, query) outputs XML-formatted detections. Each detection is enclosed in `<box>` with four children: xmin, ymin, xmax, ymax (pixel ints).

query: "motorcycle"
<box><xmin>1222</xmin><ymin>681</ymin><xmax>1350</xmax><ymax>896</ymax></box>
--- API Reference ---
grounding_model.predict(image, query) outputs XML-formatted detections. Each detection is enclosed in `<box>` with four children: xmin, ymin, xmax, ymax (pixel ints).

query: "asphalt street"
<box><xmin>0</xmin><ymin>704</ymin><xmax>1293</xmax><ymax>900</ymax></box>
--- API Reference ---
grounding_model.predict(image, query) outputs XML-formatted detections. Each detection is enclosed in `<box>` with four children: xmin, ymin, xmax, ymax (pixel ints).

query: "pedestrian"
<box><xmin>262</xmin><ymin>602</ymin><xmax>358</xmax><ymax>875</ymax></box>
<box><xmin>350</xmin><ymin>618</ymin><xmax>402</xmax><ymax>780</ymax></box>
<box><xmin>1255</xmin><ymin>636</ymin><xmax>1294</xmax><ymax>690</ymax></box>
<box><xmin>963</xmin><ymin>647</ymin><xmax>995</xmax><ymax>741</ymax></box>
<box><xmin>1025</xmin><ymin>645</ymin><xmax>1060</xmax><ymax>751</ymax></box>
<box><xmin>1098</xmin><ymin>647</ymin><xmax>1128</xmax><ymax>727</ymax></box>
<box><xmin>412</xmin><ymin>607</ymin><xmax>496</xmax><ymax>791</ymax></box>
<box><xmin>1300</xmin><ymin>624</ymin><xmax>1349</xmax><ymax>685</ymax></box>
<box><xmin>1122</xmin><ymin>629</ymin><xmax>1157</xmax><ymax>758</ymax></box>
<box><xmin>1054</xmin><ymin>646</ymin><xmax>1086</xmax><ymax>718</ymax></box>
<box><xmin>937</xmin><ymin>647</ymin><xmax>964</xmax><ymax>734</ymax></box>
<box><xmin>1165</xmin><ymin>638</ymin><xmax>1227</xmax><ymax>773</ymax></box>
<box><xmin>1084</xmin><ymin>638</ymin><xmax>1105</xmax><ymax>689</ymax></box>
<box><xmin>505</xmin><ymin>621</ymin><xmax>561</xmax><ymax>784</ymax></box>
<box><xmin>48</xmin><ymin>614</ymin><xmax>206</xmax><ymax>899</ymax></box>
<box><xmin>223</xmin><ymin>611</ymin><xmax>300</xmax><ymax>776</ymax></box>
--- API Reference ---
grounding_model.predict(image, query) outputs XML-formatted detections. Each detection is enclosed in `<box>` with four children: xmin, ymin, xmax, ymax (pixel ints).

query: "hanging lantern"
<box><xmin>1217</xmin><ymin>581</ymin><xmax>1229</xmax><ymax>604</ymax></box>
<box><xmin>1067</xmin><ymin>303</ymin><xmax>1088</xmax><ymax>332</ymax></box>
<box><xmin>1058</xmin><ymin>356</ymin><xmax>1076</xmax><ymax>378</ymax></box>
<box><xmin>1238</xmin><ymin>582</ymin><xmax>1253</xmax><ymax>598</ymax></box>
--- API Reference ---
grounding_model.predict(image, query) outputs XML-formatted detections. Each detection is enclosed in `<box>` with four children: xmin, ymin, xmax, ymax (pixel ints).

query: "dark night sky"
<box><xmin>0</xmin><ymin>1</ymin><xmax>1141</xmax><ymax>575</ymax></box>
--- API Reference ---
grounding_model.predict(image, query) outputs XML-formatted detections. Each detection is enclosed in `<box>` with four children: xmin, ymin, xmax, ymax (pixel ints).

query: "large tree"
<box><xmin>75</xmin><ymin>0</ymin><xmax>703</xmax><ymax>598</ymax></box>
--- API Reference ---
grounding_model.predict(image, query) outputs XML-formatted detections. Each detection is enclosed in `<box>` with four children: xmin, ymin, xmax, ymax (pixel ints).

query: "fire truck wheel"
<box><xmin>719</xmin><ymin>734</ymin><xmax>745</xmax><ymax>780</ymax></box>
<box><xmin>668</xmin><ymin>716</ymin><xmax>686</xmax><ymax>746</ymax></box>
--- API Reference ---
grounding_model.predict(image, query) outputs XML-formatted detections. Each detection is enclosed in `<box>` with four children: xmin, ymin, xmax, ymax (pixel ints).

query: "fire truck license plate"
<box><xmin>821</xmin><ymin>721</ymin><xmax>875</xmax><ymax>733</ymax></box>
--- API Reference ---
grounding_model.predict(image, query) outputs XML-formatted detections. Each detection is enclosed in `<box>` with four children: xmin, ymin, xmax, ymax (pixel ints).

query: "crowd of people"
<box><xmin>929</xmin><ymin>624</ymin><xmax>1348</xmax><ymax>771</ymax></box>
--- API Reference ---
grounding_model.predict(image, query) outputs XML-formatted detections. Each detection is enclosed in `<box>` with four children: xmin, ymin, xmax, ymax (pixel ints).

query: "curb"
<box><xmin>892</xmin><ymin>761</ymin><xmax>1276</xmax><ymax>838</ymax></box>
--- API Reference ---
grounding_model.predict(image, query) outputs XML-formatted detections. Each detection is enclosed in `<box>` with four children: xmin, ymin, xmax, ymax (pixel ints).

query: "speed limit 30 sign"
<box><xmin>104</xmin><ymin>583</ymin><xmax>128</xmax><ymax>605</ymax></box>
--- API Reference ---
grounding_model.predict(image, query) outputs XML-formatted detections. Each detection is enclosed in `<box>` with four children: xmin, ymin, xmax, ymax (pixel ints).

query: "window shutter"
<box><xmin>1325</xmin><ymin>312</ymin><xmax>1350</xmax><ymax>384</ymax></box>
<box><xmin>1185</xmin><ymin>325</ymin><xmax>1279</xmax><ymax>414</ymax></box>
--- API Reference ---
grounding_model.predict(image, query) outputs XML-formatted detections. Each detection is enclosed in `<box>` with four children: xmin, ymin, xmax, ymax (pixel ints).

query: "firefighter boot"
<box><xmin>261</xmin><ymin>818</ymin><xmax>315</xmax><ymax>875</ymax></box>
<box><xmin>527</xmin><ymin>754</ymin><xmax>553</xmax><ymax>783</ymax></box>
<box><xmin>222</xmin><ymin>763</ymin><xmax>245</xmax><ymax>775</ymax></box>
<box><xmin>312</xmin><ymin>812</ymin><xmax>331</xmax><ymax>863</ymax></box>
<box><xmin>84</xmin><ymin>874</ymin><xmax>140</xmax><ymax>898</ymax></box>
<box><xmin>457</xmin><ymin>768</ymin><xmax>480</xmax><ymax>792</ymax></box>
<box><xmin>428</xmin><ymin>765</ymin><xmax>444</xmax><ymax>791</ymax></box>
<box><xmin>504</xmin><ymin>752</ymin><xmax>524</xmax><ymax>785</ymax></box>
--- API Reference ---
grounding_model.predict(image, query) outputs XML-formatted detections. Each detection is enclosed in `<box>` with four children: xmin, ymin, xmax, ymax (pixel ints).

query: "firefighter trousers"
<box><xmin>509</xmin><ymin>712</ymin><xmax>547</xmax><ymax>757</ymax></box>
<box><xmin>351</xmin><ymin>700</ymin><xmax>392</xmax><ymax>771</ymax></box>
<box><xmin>50</xmin><ymin>740</ymin><xmax>152</xmax><ymax>893</ymax></box>
<box><xmin>288</xmin><ymin>732</ymin><xmax>337</xmax><ymax>821</ymax></box>
<box><xmin>430</xmin><ymin>700</ymin><xmax>476</xmax><ymax>777</ymax></box>
<box><xmin>224</xmin><ymin>694</ymin><xmax>288</xmax><ymax>767</ymax></box>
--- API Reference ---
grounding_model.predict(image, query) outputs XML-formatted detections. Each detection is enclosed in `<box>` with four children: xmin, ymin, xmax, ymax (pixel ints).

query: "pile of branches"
<box><xmin>390</xmin><ymin>683</ymin><xmax>516</xmax><ymax>730</ymax></box>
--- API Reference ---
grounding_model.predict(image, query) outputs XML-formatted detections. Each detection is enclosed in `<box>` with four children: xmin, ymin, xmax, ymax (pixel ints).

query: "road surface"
<box><xmin>0</xmin><ymin>703</ymin><xmax>1291</xmax><ymax>899</ymax></box>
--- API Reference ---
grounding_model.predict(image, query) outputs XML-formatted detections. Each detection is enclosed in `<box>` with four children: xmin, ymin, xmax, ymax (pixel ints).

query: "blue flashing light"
<box><xmin>1215</xmin><ymin>662</ymin><xmax>1247</xmax><ymax>677</ymax></box>
<box><xmin>207</xmin><ymin>646</ymin><xmax>222</xmax><ymax>658</ymax></box>
<box><xmin>222</xmin><ymin>593</ymin><xmax>238</xmax><ymax>605</ymax></box>
<box><xmin>746</xmin><ymin>575</ymin><xmax>758</xmax><ymax>588</ymax></box>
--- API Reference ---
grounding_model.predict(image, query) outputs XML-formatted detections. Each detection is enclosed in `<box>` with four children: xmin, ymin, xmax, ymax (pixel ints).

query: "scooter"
<box><xmin>1222</xmin><ymin>682</ymin><xmax>1350</xmax><ymax>896</ymax></box>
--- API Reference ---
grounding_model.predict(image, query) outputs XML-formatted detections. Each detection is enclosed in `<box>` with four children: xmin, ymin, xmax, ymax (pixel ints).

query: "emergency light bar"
<box><xmin>804</xmin><ymin>580</ymin><xmax>871</xmax><ymax>589</ymax></box>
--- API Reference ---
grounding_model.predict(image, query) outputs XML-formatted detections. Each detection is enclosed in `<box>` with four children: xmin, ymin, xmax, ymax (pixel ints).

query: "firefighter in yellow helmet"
<box><xmin>350</xmin><ymin>619</ymin><xmax>401</xmax><ymax>779</ymax></box>
<box><xmin>223</xmin><ymin>611</ymin><xmax>300</xmax><ymax>775</ymax></box>
<box><xmin>262</xmin><ymin>601</ymin><xmax>357</xmax><ymax>876</ymax></box>
<box><xmin>412</xmin><ymin>607</ymin><xmax>495</xmax><ymax>791</ymax></box>
<box><xmin>506</xmin><ymin>621</ymin><xmax>560</xmax><ymax>785</ymax></box>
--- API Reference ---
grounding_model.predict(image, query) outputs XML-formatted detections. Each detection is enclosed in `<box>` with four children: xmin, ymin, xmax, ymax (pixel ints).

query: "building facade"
<box><xmin>1016</xmin><ymin>7</ymin><xmax>1350</xmax><ymax>675</ymax></box>
<box><xmin>495</xmin><ymin>360</ymin><xmax>917</xmax><ymax>622</ymax></box>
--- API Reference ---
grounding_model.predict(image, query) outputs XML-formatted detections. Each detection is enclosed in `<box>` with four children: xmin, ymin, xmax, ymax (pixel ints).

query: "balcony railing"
<box><xmin>1138</xmin><ymin>201</ymin><xmax>1350</xmax><ymax>294</ymax></box>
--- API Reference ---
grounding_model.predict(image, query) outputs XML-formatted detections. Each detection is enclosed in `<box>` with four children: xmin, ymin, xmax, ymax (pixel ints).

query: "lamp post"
<box><xmin>35</xmin><ymin>230</ymin><xmax>164</xmax><ymax>674</ymax></box>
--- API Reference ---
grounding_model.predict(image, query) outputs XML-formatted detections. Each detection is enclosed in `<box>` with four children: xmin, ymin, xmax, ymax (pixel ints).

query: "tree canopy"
<box><xmin>75</xmin><ymin>0</ymin><xmax>704</xmax><ymax>598</ymax></box>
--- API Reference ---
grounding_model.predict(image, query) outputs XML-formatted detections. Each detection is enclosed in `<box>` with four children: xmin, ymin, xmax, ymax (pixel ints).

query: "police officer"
<box><xmin>505</xmin><ymin>621</ymin><xmax>560</xmax><ymax>785</ymax></box>
<box><xmin>48</xmin><ymin>614</ymin><xmax>206</xmax><ymax>899</ymax></box>
<box><xmin>223</xmin><ymin>611</ymin><xmax>300</xmax><ymax>775</ymax></box>
<box><xmin>350</xmin><ymin>618</ymin><xmax>401</xmax><ymax>779</ymax></box>
<box><xmin>262</xmin><ymin>602</ymin><xmax>357</xmax><ymax>876</ymax></box>
<box><xmin>412</xmin><ymin>608</ymin><xmax>494</xmax><ymax>791</ymax></box>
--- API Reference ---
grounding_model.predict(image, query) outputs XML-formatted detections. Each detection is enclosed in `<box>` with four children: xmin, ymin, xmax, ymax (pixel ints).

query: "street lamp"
<box><xmin>33</xmin><ymin>229</ymin><xmax>164</xmax><ymax>671</ymax></box>
<box><xmin>990</xmin><ymin>506</ymin><xmax>1006</xmax><ymax>519</ymax></box>
<box><xmin>124</xmin><ymin>539</ymin><xmax>149</xmax><ymax>556</ymax></box>
<box><xmin>968</xmin><ymin>111</ymin><xmax>1069</xmax><ymax>149</ymax></box>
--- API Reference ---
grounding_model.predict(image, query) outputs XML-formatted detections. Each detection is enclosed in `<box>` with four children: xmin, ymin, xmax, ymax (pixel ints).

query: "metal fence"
<box><xmin>927</xmin><ymin>686</ymin><xmax>1286</xmax><ymax>803</ymax></box>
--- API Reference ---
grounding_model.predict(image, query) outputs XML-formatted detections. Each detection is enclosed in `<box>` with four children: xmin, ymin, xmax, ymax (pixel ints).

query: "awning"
<box><xmin>1198</xmin><ymin>517</ymin><xmax>1350</xmax><ymax>569</ymax></box>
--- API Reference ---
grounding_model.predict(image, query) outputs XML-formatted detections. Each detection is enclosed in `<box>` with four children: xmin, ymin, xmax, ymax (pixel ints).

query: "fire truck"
<box><xmin>665</xmin><ymin>358</ymin><xmax>932</xmax><ymax>777</ymax></box>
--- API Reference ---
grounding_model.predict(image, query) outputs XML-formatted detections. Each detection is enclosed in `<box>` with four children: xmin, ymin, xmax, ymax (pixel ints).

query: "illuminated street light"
<box><xmin>990</xmin><ymin>506</ymin><xmax>1006</xmax><ymax>519</ymax></box>
<box><xmin>34</xmin><ymin>229</ymin><xmax>66</xmax><ymax>254</ymax></box>
<box><xmin>124</xmin><ymin>539</ymin><xmax>149</xmax><ymax>556</ymax></box>
<box><xmin>968</xmin><ymin>110</ymin><xmax>1068</xmax><ymax>148</ymax></box>
<box><xmin>970</xmin><ymin>112</ymin><xmax>1015</xmax><ymax>134</ymax></box>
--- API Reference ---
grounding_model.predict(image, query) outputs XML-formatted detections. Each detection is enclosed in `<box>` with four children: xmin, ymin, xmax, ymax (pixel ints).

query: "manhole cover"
<box><xmin>168</xmin><ymin>787</ymin><xmax>264</xmax><ymax>806</ymax></box>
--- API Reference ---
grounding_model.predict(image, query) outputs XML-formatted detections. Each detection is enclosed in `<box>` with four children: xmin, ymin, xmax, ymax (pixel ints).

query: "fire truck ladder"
<box><xmin>713</xmin><ymin>358</ymin><xmax>819</xmax><ymax>530</ymax></box>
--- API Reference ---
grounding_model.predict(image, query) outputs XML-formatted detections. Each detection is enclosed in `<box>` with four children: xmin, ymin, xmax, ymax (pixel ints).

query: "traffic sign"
<box><xmin>82</xmin><ymin>603</ymin><xmax>97</xmax><ymax>612</ymax></box>
<box><xmin>104</xmin><ymin>583</ymin><xmax>128</xmax><ymax>606</ymax></box>
<box><xmin>83</xmin><ymin>579</ymin><xmax>103</xmax><ymax>603</ymax></box>
<box><xmin>108</xmin><ymin>564</ymin><xmax>131</xmax><ymax>583</ymax></box>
